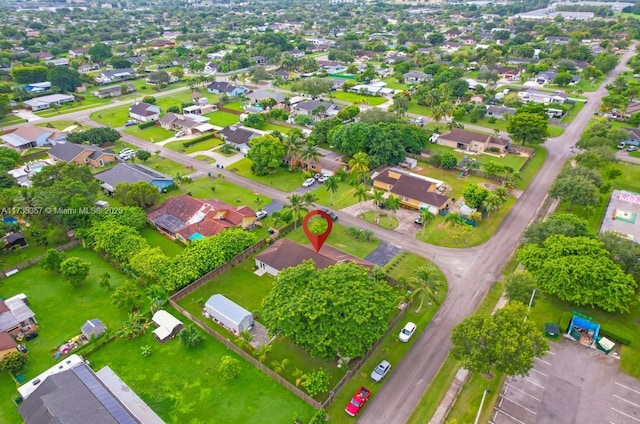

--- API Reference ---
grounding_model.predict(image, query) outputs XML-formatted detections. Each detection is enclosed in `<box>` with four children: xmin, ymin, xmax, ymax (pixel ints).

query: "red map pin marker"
<box><xmin>302</xmin><ymin>210</ymin><xmax>333</xmax><ymax>253</ymax></box>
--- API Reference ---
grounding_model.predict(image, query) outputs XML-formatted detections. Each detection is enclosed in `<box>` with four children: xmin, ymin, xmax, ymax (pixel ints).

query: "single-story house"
<box><xmin>372</xmin><ymin>168</ymin><xmax>450</xmax><ymax>213</ymax></box>
<box><xmin>183</xmin><ymin>104</ymin><xmax>216</xmax><ymax>115</ymax></box>
<box><xmin>292</xmin><ymin>100</ymin><xmax>339</xmax><ymax>120</ymax></box>
<box><xmin>18</xmin><ymin>355</ymin><xmax>163</xmax><ymax>424</ymax></box>
<box><xmin>204</xmin><ymin>62</ymin><xmax>218</xmax><ymax>74</ymax></box>
<box><xmin>0</xmin><ymin>294</ymin><xmax>37</xmax><ymax>337</ymax></box>
<box><xmin>81</xmin><ymin>319</ymin><xmax>107</xmax><ymax>339</ymax></box>
<box><xmin>440</xmin><ymin>41</ymin><xmax>461</xmax><ymax>53</ymax></box>
<box><xmin>536</xmin><ymin>70</ymin><xmax>557</xmax><ymax>85</ymax></box>
<box><xmin>204</xmin><ymin>294</ymin><xmax>253</xmax><ymax>334</ymax></box>
<box><xmin>245</xmin><ymin>89</ymin><xmax>286</xmax><ymax>106</ymax></box>
<box><xmin>23</xmin><ymin>94</ymin><xmax>74</xmax><ymax>111</ymax></box>
<box><xmin>283</xmin><ymin>147</ymin><xmax>346</xmax><ymax>176</ymax></box>
<box><xmin>94</xmin><ymin>163</ymin><xmax>174</xmax><ymax>195</ymax></box>
<box><xmin>0</xmin><ymin>125</ymin><xmax>67</xmax><ymax>150</ymax></box>
<box><xmin>252</xmin><ymin>55</ymin><xmax>267</xmax><ymax>65</ymax></box>
<box><xmin>96</xmin><ymin>68</ymin><xmax>135</xmax><ymax>84</ymax></box>
<box><xmin>255</xmin><ymin>238</ymin><xmax>373</xmax><ymax>276</ymax></box>
<box><xmin>316</xmin><ymin>60</ymin><xmax>346</xmax><ymax>73</ymax></box>
<box><xmin>436</xmin><ymin>128</ymin><xmax>510</xmax><ymax>153</ymax></box>
<box><xmin>518</xmin><ymin>88</ymin><xmax>567</xmax><ymax>105</ymax></box>
<box><xmin>349</xmin><ymin>81</ymin><xmax>394</xmax><ymax>96</ymax></box>
<box><xmin>47</xmin><ymin>58</ymin><xmax>70</xmax><ymax>67</ymax></box>
<box><xmin>545</xmin><ymin>36</ymin><xmax>570</xmax><ymax>44</ymax></box>
<box><xmin>147</xmin><ymin>195</ymin><xmax>257</xmax><ymax>243</ymax></box>
<box><xmin>219</xmin><ymin>125</ymin><xmax>260</xmax><ymax>155</ymax></box>
<box><xmin>129</xmin><ymin>102</ymin><xmax>161</xmax><ymax>122</ymax></box>
<box><xmin>5</xmin><ymin>232</ymin><xmax>27</xmax><ymax>248</ymax></box>
<box><xmin>206</xmin><ymin>81</ymin><xmax>248</xmax><ymax>97</ymax></box>
<box><xmin>486</xmin><ymin>66</ymin><xmax>523</xmax><ymax>81</ymax></box>
<box><xmin>403</xmin><ymin>71</ymin><xmax>429</xmax><ymax>83</ymax></box>
<box><xmin>158</xmin><ymin>112</ymin><xmax>215</xmax><ymax>135</ymax></box>
<box><xmin>624</xmin><ymin>127</ymin><xmax>640</xmax><ymax>142</ymax></box>
<box><xmin>31</xmin><ymin>52</ymin><xmax>53</xmax><ymax>61</ymax></box>
<box><xmin>25</xmin><ymin>82</ymin><xmax>51</xmax><ymax>93</ymax></box>
<box><xmin>0</xmin><ymin>331</ymin><xmax>17</xmax><ymax>360</ymax></box>
<box><xmin>486</xmin><ymin>105</ymin><xmax>516</xmax><ymax>119</ymax></box>
<box><xmin>151</xmin><ymin>310</ymin><xmax>184</xmax><ymax>343</ymax></box>
<box><xmin>7</xmin><ymin>159</ymin><xmax>53</xmax><ymax>187</ymax></box>
<box><xmin>78</xmin><ymin>64</ymin><xmax>100</xmax><ymax>74</ymax></box>
<box><xmin>68</xmin><ymin>48</ymin><xmax>87</xmax><ymax>58</ymax></box>
<box><xmin>47</xmin><ymin>142</ymin><xmax>116</xmax><ymax>167</ymax></box>
<box><xmin>94</xmin><ymin>83</ymin><xmax>134</xmax><ymax>98</ymax></box>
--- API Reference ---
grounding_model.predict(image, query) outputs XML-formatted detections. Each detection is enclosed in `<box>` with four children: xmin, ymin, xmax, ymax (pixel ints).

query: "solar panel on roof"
<box><xmin>72</xmin><ymin>365</ymin><xmax>139</xmax><ymax>424</ymax></box>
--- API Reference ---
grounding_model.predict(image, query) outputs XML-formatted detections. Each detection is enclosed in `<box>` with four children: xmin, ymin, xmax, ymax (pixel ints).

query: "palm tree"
<box><xmin>287</xmin><ymin>194</ymin><xmax>304</xmax><ymax>229</ymax></box>
<box><xmin>354</xmin><ymin>185</ymin><xmax>369</xmax><ymax>212</ymax></box>
<box><xmin>299</xmin><ymin>142</ymin><xmax>320</xmax><ymax>172</ymax></box>
<box><xmin>444</xmin><ymin>211</ymin><xmax>463</xmax><ymax>228</ymax></box>
<box><xmin>431</xmin><ymin>102</ymin><xmax>452</xmax><ymax>124</ymax></box>
<box><xmin>372</xmin><ymin>189</ymin><xmax>385</xmax><ymax>223</ymax></box>
<box><xmin>324</xmin><ymin>176</ymin><xmax>339</xmax><ymax>206</ymax></box>
<box><xmin>302</xmin><ymin>192</ymin><xmax>318</xmax><ymax>210</ymax></box>
<box><xmin>421</xmin><ymin>89</ymin><xmax>440</xmax><ymax>109</ymax></box>
<box><xmin>234</xmin><ymin>329</ymin><xmax>254</xmax><ymax>351</ymax></box>
<box><xmin>483</xmin><ymin>193</ymin><xmax>502</xmax><ymax>216</ymax></box>
<box><xmin>493</xmin><ymin>186</ymin><xmax>508</xmax><ymax>203</ymax></box>
<box><xmin>348</xmin><ymin>152</ymin><xmax>370</xmax><ymax>183</ymax></box>
<box><xmin>419</xmin><ymin>208</ymin><xmax>436</xmax><ymax>238</ymax></box>
<box><xmin>283</xmin><ymin>129</ymin><xmax>304</xmax><ymax>171</ymax></box>
<box><xmin>253</xmin><ymin>343</ymin><xmax>272</xmax><ymax>363</ymax></box>
<box><xmin>311</xmin><ymin>105</ymin><xmax>327</xmax><ymax>120</ymax></box>
<box><xmin>271</xmin><ymin>358</ymin><xmax>290</xmax><ymax>374</ymax></box>
<box><xmin>270</xmin><ymin>210</ymin><xmax>283</xmax><ymax>228</ymax></box>
<box><xmin>408</xmin><ymin>265</ymin><xmax>444</xmax><ymax>313</ymax></box>
<box><xmin>392</xmin><ymin>92</ymin><xmax>410</xmax><ymax>117</ymax></box>
<box><xmin>385</xmin><ymin>195</ymin><xmax>400</xmax><ymax>227</ymax></box>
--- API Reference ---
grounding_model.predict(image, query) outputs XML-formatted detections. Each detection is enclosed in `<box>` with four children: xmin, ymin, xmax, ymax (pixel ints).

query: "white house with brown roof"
<box><xmin>372</xmin><ymin>168</ymin><xmax>450</xmax><ymax>213</ymax></box>
<box><xmin>436</xmin><ymin>128</ymin><xmax>510</xmax><ymax>153</ymax></box>
<box><xmin>129</xmin><ymin>102</ymin><xmax>160</xmax><ymax>122</ymax></box>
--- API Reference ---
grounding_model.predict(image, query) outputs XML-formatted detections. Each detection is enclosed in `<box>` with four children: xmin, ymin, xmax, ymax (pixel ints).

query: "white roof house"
<box><xmin>151</xmin><ymin>310</ymin><xmax>184</xmax><ymax>342</ymax></box>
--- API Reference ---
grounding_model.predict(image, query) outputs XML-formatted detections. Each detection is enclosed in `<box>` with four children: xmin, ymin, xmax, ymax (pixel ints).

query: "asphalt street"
<box><xmin>5</xmin><ymin>46</ymin><xmax>635</xmax><ymax>422</ymax></box>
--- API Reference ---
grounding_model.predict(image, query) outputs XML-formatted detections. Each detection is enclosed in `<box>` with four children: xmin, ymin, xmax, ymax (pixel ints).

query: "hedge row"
<box><xmin>600</xmin><ymin>327</ymin><xmax>632</xmax><ymax>346</ymax></box>
<box><xmin>182</xmin><ymin>133</ymin><xmax>217</xmax><ymax>148</ymax></box>
<box><xmin>138</xmin><ymin>120</ymin><xmax>157</xmax><ymax>129</ymax></box>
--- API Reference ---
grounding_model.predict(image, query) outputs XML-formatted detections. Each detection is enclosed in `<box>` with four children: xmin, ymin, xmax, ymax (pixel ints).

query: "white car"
<box><xmin>303</xmin><ymin>178</ymin><xmax>315</xmax><ymax>187</ymax></box>
<box><xmin>255</xmin><ymin>210</ymin><xmax>268</xmax><ymax>220</ymax></box>
<box><xmin>370</xmin><ymin>360</ymin><xmax>391</xmax><ymax>382</ymax></box>
<box><xmin>317</xmin><ymin>174</ymin><xmax>329</xmax><ymax>183</ymax></box>
<box><xmin>398</xmin><ymin>322</ymin><xmax>416</xmax><ymax>343</ymax></box>
<box><xmin>175</xmin><ymin>130</ymin><xmax>185</xmax><ymax>138</ymax></box>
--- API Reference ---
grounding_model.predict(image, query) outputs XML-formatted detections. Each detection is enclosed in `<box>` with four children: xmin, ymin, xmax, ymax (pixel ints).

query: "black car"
<box><xmin>24</xmin><ymin>331</ymin><xmax>38</xmax><ymax>341</ymax></box>
<box><xmin>320</xmin><ymin>208</ymin><xmax>338</xmax><ymax>221</ymax></box>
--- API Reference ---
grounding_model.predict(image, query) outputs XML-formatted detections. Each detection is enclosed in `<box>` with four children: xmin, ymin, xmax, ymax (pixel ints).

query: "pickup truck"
<box><xmin>345</xmin><ymin>386</ymin><xmax>371</xmax><ymax>416</ymax></box>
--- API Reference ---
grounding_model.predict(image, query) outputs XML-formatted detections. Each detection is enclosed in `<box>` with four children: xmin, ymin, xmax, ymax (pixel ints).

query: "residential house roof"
<box><xmin>0</xmin><ymin>298</ymin><xmax>35</xmax><ymax>332</ymax></box>
<box><xmin>487</xmin><ymin>105</ymin><xmax>516</xmax><ymax>116</ymax></box>
<box><xmin>94</xmin><ymin>163</ymin><xmax>172</xmax><ymax>190</ymax></box>
<box><xmin>404</xmin><ymin>71</ymin><xmax>428</xmax><ymax>79</ymax></box>
<box><xmin>23</xmin><ymin>94</ymin><xmax>74</xmax><ymax>109</ymax></box>
<box><xmin>255</xmin><ymin>239</ymin><xmax>372</xmax><ymax>272</ymax></box>
<box><xmin>206</xmin><ymin>81</ymin><xmax>243</xmax><ymax>94</ymax></box>
<box><xmin>219</xmin><ymin>126</ymin><xmax>260</xmax><ymax>146</ymax></box>
<box><xmin>440</xmin><ymin>128</ymin><xmax>509</xmax><ymax>146</ymax></box>
<box><xmin>245</xmin><ymin>89</ymin><xmax>285</xmax><ymax>103</ymax></box>
<box><xmin>0</xmin><ymin>331</ymin><xmax>17</xmax><ymax>351</ymax></box>
<box><xmin>294</xmin><ymin>99</ymin><xmax>334</xmax><ymax>113</ymax></box>
<box><xmin>101</xmin><ymin>68</ymin><xmax>134</xmax><ymax>78</ymax></box>
<box><xmin>373</xmin><ymin>169</ymin><xmax>449</xmax><ymax>208</ymax></box>
<box><xmin>129</xmin><ymin>102</ymin><xmax>160</xmax><ymax>117</ymax></box>
<box><xmin>1</xmin><ymin>126</ymin><xmax>65</xmax><ymax>148</ymax></box>
<box><xmin>48</xmin><ymin>142</ymin><xmax>113</xmax><ymax>163</ymax></box>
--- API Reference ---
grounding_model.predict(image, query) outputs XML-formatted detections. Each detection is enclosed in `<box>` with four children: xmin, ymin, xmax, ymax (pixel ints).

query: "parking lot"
<box><xmin>491</xmin><ymin>338</ymin><xmax>640</xmax><ymax>424</ymax></box>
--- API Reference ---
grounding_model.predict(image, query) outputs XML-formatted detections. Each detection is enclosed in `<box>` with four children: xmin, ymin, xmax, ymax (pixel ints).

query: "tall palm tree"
<box><xmin>444</xmin><ymin>211</ymin><xmax>463</xmax><ymax>228</ymax></box>
<box><xmin>348</xmin><ymin>152</ymin><xmax>370</xmax><ymax>183</ymax></box>
<box><xmin>431</xmin><ymin>102</ymin><xmax>452</xmax><ymax>124</ymax></box>
<box><xmin>287</xmin><ymin>194</ymin><xmax>304</xmax><ymax>229</ymax></box>
<box><xmin>419</xmin><ymin>208</ymin><xmax>436</xmax><ymax>238</ymax></box>
<box><xmin>354</xmin><ymin>184</ymin><xmax>369</xmax><ymax>212</ymax></box>
<box><xmin>312</xmin><ymin>105</ymin><xmax>327</xmax><ymax>120</ymax></box>
<box><xmin>408</xmin><ymin>265</ymin><xmax>444</xmax><ymax>313</ymax></box>
<box><xmin>385</xmin><ymin>195</ymin><xmax>400</xmax><ymax>227</ymax></box>
<box><xmin>283</xmin><ymin>129</ymin><xmax>304</xmax><ymax>171</ymax></box>
<box><xmin>299</xmin><ymin>142</ymin><xmax>320</xmax><ymax>173</ymax></box>
<box><xmin>483</xmin><ymin>193</ymin><xmax>503</xmax><ymax>216</ymax></box>
<box><xmin>392</xmin><ymin>92</ymin><xmax>410</xmax><ymax>117</ymax></box>
<box><xmin>372</xmin><ymin>189</ymin><xmax>385</xmax><ymax>223</ymax></box>
<box><xmin>493</xmin><ymin>186</ymin><xmax>508</xmax><ymax>203</ymax></box>
<box><xmin>421</xmin><ymin>89</ymin><xmax>440</xmax><ymax>108</ymax></box>
<box><xmin>302</xmin><ymin>192</ymin><xmax>318</xmax><ymax>211</ymax></box>
<box><xmin>324</xmin><ymin>176</ymin><xmax>339</xmax><ymax>206</ymax></box>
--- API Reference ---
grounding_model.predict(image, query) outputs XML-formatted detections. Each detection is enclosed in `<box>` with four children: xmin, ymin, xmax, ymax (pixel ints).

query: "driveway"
<box><xmin>365</xmin><ymin>241</ymin><xmax>403</xmax><ymax>267</ymax></box>
<box><xmin>492</xmin><ymin>338</ymin><xmax>639</xmax><ymax>424</ymax></box>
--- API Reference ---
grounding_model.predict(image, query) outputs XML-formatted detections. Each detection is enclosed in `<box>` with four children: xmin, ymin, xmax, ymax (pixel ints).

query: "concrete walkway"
<box><xmin>186</xmin><ymin>148</ymin><xmax>244</xmax><ymax>168</ymax></box>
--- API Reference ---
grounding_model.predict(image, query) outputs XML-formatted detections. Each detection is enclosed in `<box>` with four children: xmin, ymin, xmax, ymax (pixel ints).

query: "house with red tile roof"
<box><xmin>147</xmin><ymin>195</ymin><xmax>257</xmax><ymax>243</ymax></box>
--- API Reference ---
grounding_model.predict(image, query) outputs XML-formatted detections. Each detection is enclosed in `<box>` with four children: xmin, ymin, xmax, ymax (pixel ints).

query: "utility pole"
<box><xmin>523</xmin><ymin>288</ymin><xmax>537</xmax><ymax>323</ymax></box>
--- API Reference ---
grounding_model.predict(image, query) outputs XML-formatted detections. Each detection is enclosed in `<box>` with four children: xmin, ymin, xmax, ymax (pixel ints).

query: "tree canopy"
<box><xmin>262</xmin><ymin>261</ymin><xmax>397</xmax><ymax>360</ymax></box>
<box><xmin>48</xmin><ymin>66</ymin><xmax>82</xmax><ymax>93</ymax></box>
<box><xmin>507</xmin><ymin>109</ymin><xmax>549</xmax><ymax>146</ymax></box>
<box><xmin>517</xmin><ymin>235</ymin><xmax>637</xmax><ymax>313</ymax></box>
<box><xmin>523</xmin><ymin>213</ymin><xmax>590</xmax><ymax>245</ymax></box>
<box><xmin>66</xmin><ymin>127</ymin><xmax>120</xmax><ymax>145</ymax></box>
<box><xmin>246</xmin><ymin>134</ymin><xmax>285</xmax><ymax>176</ymax></box>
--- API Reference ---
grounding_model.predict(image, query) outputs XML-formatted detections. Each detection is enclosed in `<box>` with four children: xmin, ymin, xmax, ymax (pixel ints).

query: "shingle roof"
<box><xmin>48</xmin><ymin>142</ymin><xmax>109</xmax><ymax>162</ymax></box>
<box><xmin>219</xmin><ymin>126</ymin><xmax>259</xmax><ymax>145</ymax></box>
<box><xmin>94</xmin><ymin>163</ymin><xmax>171</xmax><ymax>189</ymax></box>
<box><xmin>0</xmin><ymin>331</ymin><xmax>16</xmax><ymax>351</ymax></box>
<box><xmin>440</xmin><ymin>128</ymin><xmax>490</xmax><ymax>144</ymax></box>
<box><xmin>207</xmin><ymin>81</ymin><xmax>242</xmax><ymax>94</ymax></box>
<box><xmin>129</xmin><ymin>102</ymin><xmax>159</xmax><ymax>116</ymax></box>
<box><xmin>373</xmin><ymin>170</ymin><xmax>449</xmax><ymax>208</ymax></box>
<box><xmin>101</xmin><ymin>68</ymin><xmax>134</xmax><ymax>78</ymax></box>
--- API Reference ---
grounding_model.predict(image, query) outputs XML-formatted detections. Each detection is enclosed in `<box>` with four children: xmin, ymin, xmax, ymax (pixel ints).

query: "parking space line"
<box><xmin>531</xmin><ymin>368</ymin><xmax>548</xmax><ymax>378</ymax></box>
<box><xmin>522</xmin><ymin>376</ymin><xmax>545</xmax><ymax>390</ymax></box>
<box><xmin>614</xmin><ymin>394</ymin><xmax>640</xmax><ymax>409</ymax></box>
<box><xmin>500</xmin><ymin>395</ymin><xmax>537</xmax><ymax>415</ymax></box>
<box><xmin>534</xmin><ymin>357</ymin><xmax>552</xmax><ymax>366</ymax></box>
<box><xmin>504</xmin><ymin>382</ymin><xmax>542</xmax><ymax>401</ymax></box>
<box><xmin>616</xmin><ymin>382</ymin><xmax>640</xmax><ymax>396</ymax></box>
<box><xmin>612</xmin><ymin>407</ymin><xmax>640</xmax><ymax>422</ymax></box>
<box><xmin>493</xmin><ymin>408</ymin><xmax>528</xmax><ymax>424</ymax></box>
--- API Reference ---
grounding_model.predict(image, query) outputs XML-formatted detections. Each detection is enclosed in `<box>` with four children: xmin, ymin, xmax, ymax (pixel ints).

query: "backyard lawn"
<box><xmin>87</xmin><ymin>318</ymin><xmax>317</xmax><ymax>424</ymax></box>
<box><xmin>311</xmin><ymin>181</ymin><xmax>360</xmax><ymax>209</ymax></box>
<box><xmin>285</xmin><ymin>223</ymin><xmax>380</xmax><ymax>258</ymax></box>
<box><xmin>0</xmin><ymin>247</ymin><xmax>133</xmax><ymax>424</ymax></box>
<box><xmin>0</xmin><ymin>233</ymin><xmax>55</xmax><ymax>271</ymax></box>
<box><xmin>224</xmin><ymin>101</ymin><xmax>245</xmax><ymax>112</ymax></box>
<box><xmin>232</xmin><ymin>159</ymin><xmax>307</xmax><ymax>192</ymax></box>
<box><xmin>263</xmin><ymin>122</ymin><xmax>291</xmax><ymax>133</ymax></box>
<box><xmin>328</xmin><ymin>91</ymin><xmax>388</xmax><ymax>106</ymax></box>
<box><xmin>412</xmin><ymin>159</ymin><xmax>497</xmax><ymax>198</ymax></box>
<box><xmin>382</xmin><ymin>77</ymin><xmax>409</xmax><ymax>90</ymax></box>
<box><xmin>206</xmin><ymin>110</ymin><xmax>241</xmax><ymax>127</ymax></box>
<box><xmin>139</xmin><ymin>226</ymin><xmax>185</xmax><ymax>257</ymax></box>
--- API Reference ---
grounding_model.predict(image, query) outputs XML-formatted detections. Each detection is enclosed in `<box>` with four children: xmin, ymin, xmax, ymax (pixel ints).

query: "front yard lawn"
<box><xmin>285</xmin><ymin>223</ymin><xmax>380</xmax><ymax>258</ymax></box>
<box><xmin>262</xmin><ymin>122</ymin><xmax>291</xmax><ymax>134</ymax></box>
<box><xmin>328</xmin><ymin>91</ymin><xmax>388</xmax><ymax>106</ymax></box>
<box><xmin>123</xmin><ymin>125</ymin><xmax>174</xmax><ymax>142</ymax></box>
<box><xmin>407</xmin><ymin>100</ymin><xmax>432</xmax><ymax>116</ymax></box>
<box><xmin>206</xmin><ymin>110</ymin><xmax>241</xmax><ymax>127</ymax></box>
<box><xmin>360</xmin><ymin>210</ymin><xmax>399</xmax><ymax>230</ymax></box>
<box><xmin>232</xmin><ymin>159</ymin><xmax>306</xmax><ymax>192</ymax></box>
<box><xmin>382</xmin><ymin>77</ymin><xmax>409</xmax><ymax>90</ymax></box>
<box><xmin>0</xmin><ymin>115</ymin><xmax>26</xmax><ymax>126</ymax></box>
<box><xmin>90</xmin><ymin>105</ymin><xmax>130</xmax><ymax>127</ymax></box>
<box><xmin>311</xmin><ymin>181</ymin><xmax>360</xmax><ymax>210</ymax></box>
<box><xmin>141</xmin><ymin>155</ymin><xmax>194</xmax><ymax>178</ymax></box>
<box><xmin>87</xmin><ymin>316</ymin><xmax>317</xmax><ymax>424</ymax></box>
<box><xmin>164</xmin><ymin>137</ymin><xmax>222</xmax><ymax>153</ymax></box>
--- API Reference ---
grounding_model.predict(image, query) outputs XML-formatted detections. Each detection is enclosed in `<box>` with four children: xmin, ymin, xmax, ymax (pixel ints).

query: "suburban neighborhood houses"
<box><xmin>0</xmin><ymin>1</ymin><xmax>639</xmax><ymax>424</ymax></box>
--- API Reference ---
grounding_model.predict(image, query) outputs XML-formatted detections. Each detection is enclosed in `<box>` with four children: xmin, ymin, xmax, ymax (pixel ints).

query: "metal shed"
<box><xmin>81</xmin><ymin>319</ymin><xmax>107</xmax><ymax>339</ymax></box>
<box><xmin>204</xmin><ymin>294</ymin><xmax>253</xmax><ymax>334</ymax></box>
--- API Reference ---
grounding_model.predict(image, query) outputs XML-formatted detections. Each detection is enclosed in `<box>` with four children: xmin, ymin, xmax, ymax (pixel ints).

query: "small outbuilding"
<box><xmin>81</xmin><ymin>319</ymin><xmax>107</xmax><ymax>339</ymax></box>
<box><xmin>5</xmin><ymin>232</ymin><xmax>27</xmax><ymax>249</ymax></box>
<box><xmin>204</xmin><ymin>294</ymin><xmax>253</xmax><ymax>334</ymax></box>
<box><xmin>152</xmin><ymin>310</ymin><xmax>184</xmax><ymax>343</ymax></box>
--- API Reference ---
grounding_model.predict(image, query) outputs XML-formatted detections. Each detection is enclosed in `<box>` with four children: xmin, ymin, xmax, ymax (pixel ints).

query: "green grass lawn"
<box><xmin>231</xmin><ymin>159</ymin><xmax>306</xmax><ymax>192</ymax></box>
<box><xmin>123</xmin><ymin>125</ymin><xmax>174</xmax><ymax>142</ymax></box>
<box><xmin>517</xmin><ymin>145</ymin><xmax>547</xmax><ymax>190</ymax></box>
<box><xmin>0</xmin><ymin>115</ymin><xmax>26</xmax><ymax>126</ymax></box>
<box><xmin>37</xmin><ymin>120</ymin><xmax>86</xmax><ymax>131</ymax></box>
<box><xmin>90</xmin><ymin>105</ymin><xmax>130</xmax><ymax>127</ymax></box>
<box><xmin>139</xmin><ymin>226</ymin><xmax>185</xmax><ymax>257</ymax></box>
<box><xmin>407</xmin><ymin>100</ymin><xmax>432</xmax><ymax>116</ymax></box>
<box><xmin>0</xmin><ymin>230</ymin><xmax>66</xmax><ymax>270</ymax></box>
<box><xmin>285</xmin><ymin>223</ymin><xmax>380</xmax><ymax>258</ymax></box>
<box><xmin>416</xmin><ymin>197</ymin><xmax>516</xmax><ymax>248</ymax></box>
<box><xmin>206</xmin><ymin>110</ymin><xmax>241</xmax><ymax>127</ymax></box>
<box><xmin>141</xmin><ymin>155</ymin><xmax>193</xmax><ymax>178</ymax></box>
<box><xmin>548</xmin><ymin>125</ymin><xmax>564</xmax><ymax>137</ymax></box>
<box><xmin>0</xmin><ymin>247</ymin><xmax>133</xmax><ymax>424</ymax></box>
<box><xmin>412</xmin><ymin>158</ymin><xmax>496</xmax><ymax>198</ymax></box>
<box><xmin>21</xmin><ymin>147</ymin><xmax>47</xmax><ymax>157</ymax></box>
<box><xmin>35</xmin><ymin>97</ymin><xmax>112</xmax><ymax>118</ymax></box>
<box><xmin>422</xmin><ymin>144</ymin><xmax>528</xmax><ymax>173</ymax></box>
<box><xmin>360</xmin><ymin>210</ymin><xmax>399</xmax><ymax>230</ymax></box>
<box><xmin>263</xmin><ymin>122</ymin><xmax>292</xmax><ymax>134</ymax></box>
<box><xmin>224</xmin><ymin>101</ymin><xmax>245</xmax><ymax>112</ymax></box>
<box><xmin>458</xmin><ymin>116</ymin><xmax>508</xmax><ymax>132</ymax></box>
<box><xmin>561</xmin><ymin>101</ymin><xmax>585</xmax><ymax>124</ymax></box>
<box><xmin>311</xmin><ymin>181</ymin><xmax>360</xmax><ymax>210</ymax></box>
<box><xmin>328</xmin><ymin>91</ymin><xmax>388</xmax><ymax>106</ymax></box>
<box><xmin>180</xmin><ymin>178</ymin><xmax>270</xmax><ymax>208</ymax></box>
<box><xmin>382</xmin><ymin>77</ymin><xmax>409</xmax><ymax>90</ymax></box>
<box><xmin>193</xmin><ymin>155</ymin><xmax>216</xmax><ymax>163</ymax></box>
<box><xmin>164</xmin><ymin>137</ymin><xmax>222</xmax><ymax>153</ymax></box>
<box><xmin>87</xmin><ymin>317</ymin><xmax>317</xmax><ymax>424</ymax></box>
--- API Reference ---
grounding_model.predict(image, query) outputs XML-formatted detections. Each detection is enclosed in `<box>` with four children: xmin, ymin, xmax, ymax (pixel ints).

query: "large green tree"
<box><xmin>262</xmin><ymin>261</ymin><xmax>397</xmax><ymax>360</ymax></box>
<box><xmin>114</xmin><ymin>181</ymin><xmax>160</xmax><ymax>209</ymax></box>
<box><xmin>451</xmin><ymin>303</ymin><xmax>549</xmax><ymax>376</ymax></box>
<box><xmin>523</xmin><ymin>213</ymin><xmax>589</xmax><ymax>245</ymax></box>
<box><xmin>60</xmin><ymin>257</ymin><xmax>91</xmax><ymax>288</ymax></box>
<box><xmin>462</xmin><ymin>183</ymin><xmax>489</xmax><ymax>209</ymax></box>
<box><xmin>507</xmin><ymin>111</ymin><xmax>549</xmax><ymax>146</ymax></box>
<box><xmin>10</xmin><ymin>66</ymin><xmax>49</xmax><ymax>84</ymax></box>
<box><xmin>66</xmin><ymin>127</ymin><xmax>120</xmax><ymax>145</ymax></box>
<box><xmin>246</xmin><ymin>134</ymin><xmax>285</xmax><ymax>176</ymax></box>
<box><xmin>48</xmin><ymin>67</ymin><xmax>82</xmax><ymax>93</ymax></box>
<box><xmin>88</xmin><ymin>42</ymin><xmax>113</xmax><ymax>63</ymax></box>
<box><xmin>549</xmin><ymin>175</ymin><xmax>600</xmax><ymax>211</ymax></box>
<box><xmin>517</xmin><ymin>235</ymin><xmax>637</xmax><ymax>313</ymax></box>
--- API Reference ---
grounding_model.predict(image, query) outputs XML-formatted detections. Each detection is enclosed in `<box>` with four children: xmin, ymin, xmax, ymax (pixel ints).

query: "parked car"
<box><xmin>320</xmin><ymin>207</ymin><xmax>338</xmax><ymax>221</ymax></box>
<box><xmin>313</xmin><ymin>173</ymin><xmax>323</xmax><ymax>180</ymax></box>
<box><xmin>175</xmin><ymin>130</ymin><xmax>185</xmax><ymax>138</ymax></box>
<box><xmin>398</xmin><ymin>322</ymin><xmax>416</xmax><ymax>343</ymax></box>
<box><xmin>345</xmin><ymin>387</ymin><xmax>371</xmax><ymax>416</ymax></box>
<box><xmin>415</xmin><ymin>216</ymin><xmax>423</xmax><ymax>225</ymax></box>
<box><xmin>24</xmin><ymin>331</ymin><xmax>38</xmax><ymax>341</ymax></box>
<box><xmin>118</xmin><ymin>149</ymin><xmax>135</xmax><ymax>160</ymax></box>
<box><xmin>303</xmin><ymin>178</ymin><xmax>315</xmax><ymax>187</ymax></box>
<box><xmin>370</xmin><ymin>360</ymin><xmax>391</xmax><ymax>382</ymax></box>
<box><xmin>628</xmin><ymin>146</ymin><xmax>638</xmax><ymax>152</ymax></box>
<box><xmin>317</xmin><ymin>174</ymin><xmax>329</xmax><ymax>183</ymax></box>
<box><xmin>255</xmin><ymin>210</ymin><xmax>268</xmax><ymax>220</ymax></box>
<box><xmin>124</xmin><ymin>120</ymin><xmax>137</xmax><ymax>127</ymax></box>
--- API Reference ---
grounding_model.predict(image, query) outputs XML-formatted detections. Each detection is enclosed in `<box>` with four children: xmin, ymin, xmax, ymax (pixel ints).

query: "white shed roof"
<box><xmin>151</xmin><ymin>310</ymin><xmax>182</xmax><ymax>341</ymax></box>
<box><xmin>205</xmin><ymin>294</ymin><xmax>251</xmax><ymax>324</ymax></box>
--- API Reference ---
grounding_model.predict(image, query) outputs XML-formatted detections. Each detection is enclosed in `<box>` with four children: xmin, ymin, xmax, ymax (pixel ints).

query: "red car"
<box><xmin>345</xmin><ymin>386</ymin><xmax>371</xmax><ymax>416</ymax></box>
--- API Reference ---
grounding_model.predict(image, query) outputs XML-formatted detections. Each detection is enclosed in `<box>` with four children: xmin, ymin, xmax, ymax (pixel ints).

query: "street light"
<box><xmin>474</xmin><ymin>389</ymin><xmax>492</xmax><ymax>424</ymax></box>
<box><xmin>523</xmin><ymin>288</ymin><xmax>537</xmax><ymax>323</ymax></box>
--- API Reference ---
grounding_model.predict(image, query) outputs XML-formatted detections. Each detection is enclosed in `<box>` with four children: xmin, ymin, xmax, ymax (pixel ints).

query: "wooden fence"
<box><xmin>218</xmin><ymin>106</ymin><xmax>242</xmax><ymax>116</ymax></box>
<box><xmin>0</xmin><ymin>239</ymin><xmax>81</xmax><ymax>278</ymax></box>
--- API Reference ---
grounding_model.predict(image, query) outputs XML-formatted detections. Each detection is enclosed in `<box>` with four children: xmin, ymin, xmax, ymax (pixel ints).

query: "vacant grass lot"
<box><xmin>0</xmin><ymin>248</ymin><xmax>132</xmax><ymax>424</ymax></box>
<box><xmin>328</xmin><ymin>91</ymin><xmax>388</xmax><ymax>106</ymax></box>
<box><xmin>87</xmin><ymin>316</ymin><xmax>316</xmax><ymax>424</ymax></box>
<box><xmin>180</xmin><ymin>178</ymin><xmax>270</xmax><ymax>208</ymax></box>
<box><xmin>424</xmin><ymin>143</ymin><xmax>528</xmax><ymax>171</ymax></box>
<box><xmin>232</xmin><ymin>159</ymin><xmax>306</xmax><ymax>192</ymax></box>
<box><xmin>90</xmin><ymin>105</ymin><xmax>130</xmax><ymax>127</ymax></box>
<box><xmin>412</xmin><ymin>159</ymin><xmax>496</xmax><ymax>198</ymax></box>
<box><xmin>206</xmin><ymin>110</ymin><xmax>241</xmax><ymax>127</ymax></box>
